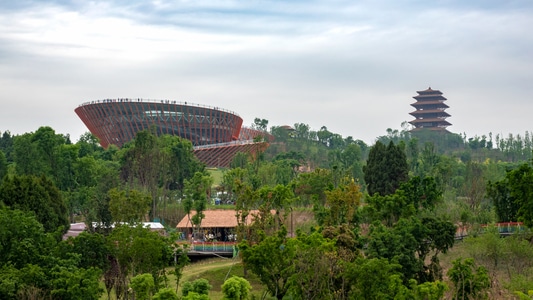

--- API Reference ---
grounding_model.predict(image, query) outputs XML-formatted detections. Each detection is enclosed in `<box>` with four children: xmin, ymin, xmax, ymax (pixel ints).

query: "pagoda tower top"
<box><xmin>408</xmin><ymin>87</ymin><xmax>451</xmax><ymax>132</ymax></box>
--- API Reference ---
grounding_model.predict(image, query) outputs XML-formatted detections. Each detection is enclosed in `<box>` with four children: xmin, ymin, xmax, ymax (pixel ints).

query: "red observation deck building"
<box><xmin>409</xmin><ymin>87</ymin><xmax>451</xmax><ymax>132</ymax></box>
<box><xmin>75</xmin><ymin>98</ymin><xmax>270</xmax><ymax>168</ymax></box>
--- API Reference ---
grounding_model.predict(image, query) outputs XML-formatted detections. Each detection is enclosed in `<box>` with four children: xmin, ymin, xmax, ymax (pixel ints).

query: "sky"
<box><xmin>1</xmin><ymin>0</ymin><xmax>532</xmax><ymax>145</ymax></box>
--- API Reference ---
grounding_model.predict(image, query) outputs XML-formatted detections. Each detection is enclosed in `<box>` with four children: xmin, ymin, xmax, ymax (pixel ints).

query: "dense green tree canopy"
<box><xmin>0</xmin><ymin>150</ymin><xmax>7</xmax><ymax>180</ymax></box>
<box><xmin>365</xmin><ymin>216</ymin><xmax>455</xmax><ymax>284</ymax></box>
<box><xmin>0</xmin><ymin>208</ymin><xmax>104</xmax><ymax>300</ymax></box>
<box><xmin>108</xmin><ymin>188</ymin><xmax>151</xmax><ymax>223</ymax></box>
<box><xmin>315</xmin><ymin>178</ymin><xmax>362</xmax><ymax>227</ymax></box>
<box><xmin>487</xmin><ymin>161</ymin><xmax>533</xmax><ymax>225</ymax></box>
<box><xmin>364</xmin><ymin>141</ymin><xmax>409</xmax><ymax>196</ymax></box>
<box><xmin>107</xmin><ymin>224</ymin><xmax>173</xmax><ymax>299</ymax></box>
<box><xmin>5</xmin><ymin>121</ymin><xmax>533</xmax><ymax>299</ymax></box>
<box><xmin>0</xmin><ymin>174</ymin><xmax>69</xmax><ymax>233</ymax></box>
<box><xmin>239</xmin><ymin>228</ymin><xmax>294</xmax><ymax>300</ymax></box>
<box><xmin>0</xmin><ymin>208</ymin><xmax>52</xmax><ymax>268</ymax></box>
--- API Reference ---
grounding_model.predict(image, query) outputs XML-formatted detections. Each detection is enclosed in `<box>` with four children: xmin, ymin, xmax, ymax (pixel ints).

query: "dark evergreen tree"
<box><xmin>0</xmin><ymin>150</ymin><xmax>7</xmax><ymax>180</ymax></box>
<box><xmin>385</xmin><ymin>141</ymin><xmax>409</xmax><ymax>194</ymax></box>
<box><xmin>364</xmin><ymin>141</ymin><xmax>408</xmax><ymax>196</ymax></box>
<box><xmin>0</xmin><ymin>131</ymin><xmax>14</xmax><ymax>162</ymax></box>
<box><xmin>364</xmin><ymin>141</ymin><xmax>387</xmax><ymax>196</ymax></box>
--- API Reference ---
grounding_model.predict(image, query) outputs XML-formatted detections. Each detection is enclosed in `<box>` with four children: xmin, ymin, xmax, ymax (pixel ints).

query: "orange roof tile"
<box><xmin>176</xmin><ymin>209</ymin><xmax>274</xmax><ymax>229</ymax></box>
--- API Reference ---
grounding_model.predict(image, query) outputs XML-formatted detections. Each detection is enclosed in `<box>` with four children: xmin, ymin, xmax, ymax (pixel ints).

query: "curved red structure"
<box><xmin>75</xmin><ymin>98</ymin><xmax>243</xmax><ymax>148</ymax></box>
<box><xmin>75</xmin><ymin>98</ymin><xmax>270</xmax><ymax>167</ymax></box>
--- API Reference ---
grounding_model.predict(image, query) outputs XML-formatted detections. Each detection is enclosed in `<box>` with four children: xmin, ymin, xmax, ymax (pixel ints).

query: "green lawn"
<box><xmin>100</xmin><ymin>257</ymin><xmax>271</xmax><ymax>300</ymax></box>
<box><xmin>207</xmin><ymin>168</ymin><xmax>224</xmax><ymax>187</ymax></box>
<box><xmin>180</xmin><ymin>257</ymin><xmax>269</xmax><ymax>299</ymax></box>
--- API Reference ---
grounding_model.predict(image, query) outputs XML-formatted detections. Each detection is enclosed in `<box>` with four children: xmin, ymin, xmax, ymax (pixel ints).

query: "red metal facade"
<box><xmin>75</xmin><ymin>99</ymin><xmax>268</xmax><ymax>167</ymax></box>
<box><xmin>193</xmin><ymin>141</ymin><xmax>270</xmax><ymax>168</ymax></box>
<box><xmin>75</xmin><ymin>99</ymin><xmax>243</xmax><ymax>148</ymax></box>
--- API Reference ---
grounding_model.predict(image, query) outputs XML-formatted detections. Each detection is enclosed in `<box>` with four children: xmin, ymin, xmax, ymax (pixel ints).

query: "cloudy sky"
<box><xmin>1</xmin><ymin>0</ymin><xmax>532</xmax><ymax>144</ymax></box>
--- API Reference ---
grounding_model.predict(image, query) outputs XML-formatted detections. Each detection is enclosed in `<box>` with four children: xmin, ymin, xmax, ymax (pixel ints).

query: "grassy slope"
<box><xmin>179</xmin><ymin>257</ymin><xmax>267</xmax><ymax>300</ymax></box>
<box><xmin>207</xmin><ymin>168</ymin><xmax>223</xmax><ymax>187</ymax></box>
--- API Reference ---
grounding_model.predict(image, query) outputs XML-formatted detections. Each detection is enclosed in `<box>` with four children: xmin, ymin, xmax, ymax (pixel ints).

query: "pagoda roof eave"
<box><xmin>409</xmin><ymin>119</ymin><xmax>452</xmax><ymax>125</ymax></box>
<box><xmin>413</xmin><ymin>95</ymin><xmax>447</xmax><ymax>100</ymax></box>
<box><xmin>409</xmin><ymin>110</ymin><xmax>451</xmax><ymax>117</ymax></box>
<box><xmin>410</xmin><ymin>127</ymin><xmax>450</xmax><ymax>132</ymax></box>
<box><xmin>410</xmin><ymin>101</ymin><xmax>449</xmax><ymax>108</ymax></box>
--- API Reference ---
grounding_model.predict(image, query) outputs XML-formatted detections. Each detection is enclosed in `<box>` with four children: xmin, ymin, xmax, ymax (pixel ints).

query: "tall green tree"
<box><xmin>293</xmin><ymin>123</ymin><xmax>311</xmax><ymax>140</ymax></box>
<box><xmin>0</xmin><ymin>208</ymin><xmax>104</xmax><ymax>300</ymax></box>
<box><xmin>509</xmin><ymin>162</ymin><xmax>533</xmax><ymax>226</ymax></box>
<box><xmin>0</xmin><ymin>208</ymin><xmax>53</xmax><ymax>268</ymax></box>
<box><xmin>252</xmin><ymin>117</ymin><xmax>269</xmax><ymax>132</ymax></box>
<box><xmin>107</xmin><ymin>225</ymin><xmax>172</xmax><ymax>299</ymax></box>
<box><xmin>183</xmin><ymin>171</ymin><xmax>213</xmax><ymax>236</ymax></box>
<box><xmin>13</xmin><ymin>133</ymin><xmax>45</xmax><ymax>175</ymax></box>
<box><xmin>0</xmin><ymin>174</ymin><xmax>69</xmax><ymax>233</ymax></box>
<box><xmin>364</xmin><ymin>176</ymin><xmax>442</xmax><ymax>226</ymax></box>
<box><xmin>315</xmin><ymin>178</ymin><xmax>362</xmax><ymax>227</ymax></box>
<box><xmin>165</xmin><ymin>135</ymin><xmax>205</xmax><ymax>191</ymax></box>
<box><xmin>400</xmin><ymin>176</ymin><xmax>442</xmax><ymax>212</ymax></box>
<box><xmin>365</xmin><ymin>216</ymin><xmax>455</xmax><ymax>284</ymax></box>
<box><xmin>258</xmin><ymin>184</ymin><xmax>295</xmax><ymax>231</ymax></box>
<box><xmin>286</xmin><ymin>230</ymin><xmax>347</xmax><ymax>299</ymax></box>
<box><xmin>0</xmin><ymin>150</ymin><xmax>7</xmax><ymax>180</ymax></box>
<box><xmin>129</xmin><ymin>273</ymin><xmax>155</xmax><ymax>300</ymax></box>
<box><xmin>77</xmin><ymin>132</ymin><xmax>102</xmax><ymax>158</ymax></box>
<box><xmin>346</xmin><ymin>258</ymin><xmax>406</xmax><ymax>300</ymax></box>
<box><xmin>108</xmin><ymin>188</ymin><xmax>152</xmax><ymax>223</ymax></box>
<box><xmin>340</xmin><ymin>143</ymin><xmax>365</xmax><ymax>184</ymax></box>
<box><xmin>49</xmin><ymin>264</ymin><xmax>103</xmax><ymax>300</ymax></box>
<box><xmin>292</xmin><ymin>168</ymin><xmax>333</xmax><ymax>206</ymax></box>
<box><xmin>119</xmin><ymin>130</ymin><xmax>204</xmax><ymax>221</ymax></box>
<box><xmin>463</xmin><ymin>161</ymin><xmax>486</xmax><ymax>209</ymax></box>
<box><xmin>55</xmin><ymin>143</ymin><xmax>79</xmax><ymax>191</ymax></box>
<box><xmin>83</xmin><ymin>160</ymin><xmax>120</xmax><ymax>232</ymax></box>
<box><xmin>364</xmin><ymin>141</ymin><xmax>408</xmax><ymax>196</ymax></box>
<box><xmin>240</xmin><ymin>227</ymin><xmax>294</xmax><ymax>300</ymax></box>
<box><xmin>58</xmin><ymin>231</ymin><xmax>109</xmax><ymax>271</ymax></box>
<box><xmin>0</xmin><ymin>130</ymin><xmax>14</xmax><ymax>162</ymax></box>
<box><xmin>233</xmin><ymin>176</ymin><xmax>258</xmax><ymax>243</ymax></box>
<box><xmin>447</xmin><ymin>258</ymin><xmax>490</xmax><ymax>300</ymax></box>
<box><xmin>487</xmin><ymin>161</ymin><xmax>533</xmax><ymax>225</ymax></box>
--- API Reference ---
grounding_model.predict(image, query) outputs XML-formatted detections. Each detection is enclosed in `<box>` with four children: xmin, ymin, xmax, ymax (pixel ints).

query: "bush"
<box><xmin>182</xmin><ymin>291</ymin><xmax>210</xmax><ymax>300</ymax></box>
<box><xmin>447</xmin><ymin>258</ymin><xmax>490</xmax><ymax>300</ymax></box>
<box><xmin>222</xmin><ymin>276</ymin><xmax>252</xmax><ymax>300</ymax></box>
<box><xmin>152</xmin><ymin>288</ymin><xmax>179</xmax><ymax>300</ymax></box>
<box><xmin>129</xmin><ymin>273</ymin><xmax>154</xmax><ymax>300</ymax></box>
<box><xmin>182</xmin><ymin>278</ymin><xmax>212</xmax><ymax>297</ymax></box>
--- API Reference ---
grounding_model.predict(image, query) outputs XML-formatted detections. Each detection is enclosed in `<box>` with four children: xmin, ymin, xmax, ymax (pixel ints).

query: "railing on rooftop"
<box><xmin>193</xmin><ymin>140</ymin><xmax>257</xmax><ymax>150</ymax></box>
<box><xmin>77</xmin><ymin>98</ymin><xmax>240</xmax><ymax>118</ymax></box>
<box><xmin>190</xmin><ymin>241</ymin><xmax>237</xmax><ymax>253</ymax></box>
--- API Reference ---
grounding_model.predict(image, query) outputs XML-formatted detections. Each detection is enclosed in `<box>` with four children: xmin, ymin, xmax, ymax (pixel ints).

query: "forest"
<box><xmin>2</xmin><ymin>122</ymin><xmax>533</xmax><ymax>300</ymax></box>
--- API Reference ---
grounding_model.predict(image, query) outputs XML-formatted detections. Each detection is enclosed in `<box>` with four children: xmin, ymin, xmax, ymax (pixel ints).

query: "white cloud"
<box><xmin>0</xmin><ymin>1</ymin><xmax>532</xmax><ymax>144</ymax></box>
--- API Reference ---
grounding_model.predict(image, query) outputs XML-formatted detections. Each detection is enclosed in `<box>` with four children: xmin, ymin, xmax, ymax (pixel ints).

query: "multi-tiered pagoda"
<box><xmin>409</xmin><ymin>87</ymin><xmax>451</xmax><ymax>132</ymax></box>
